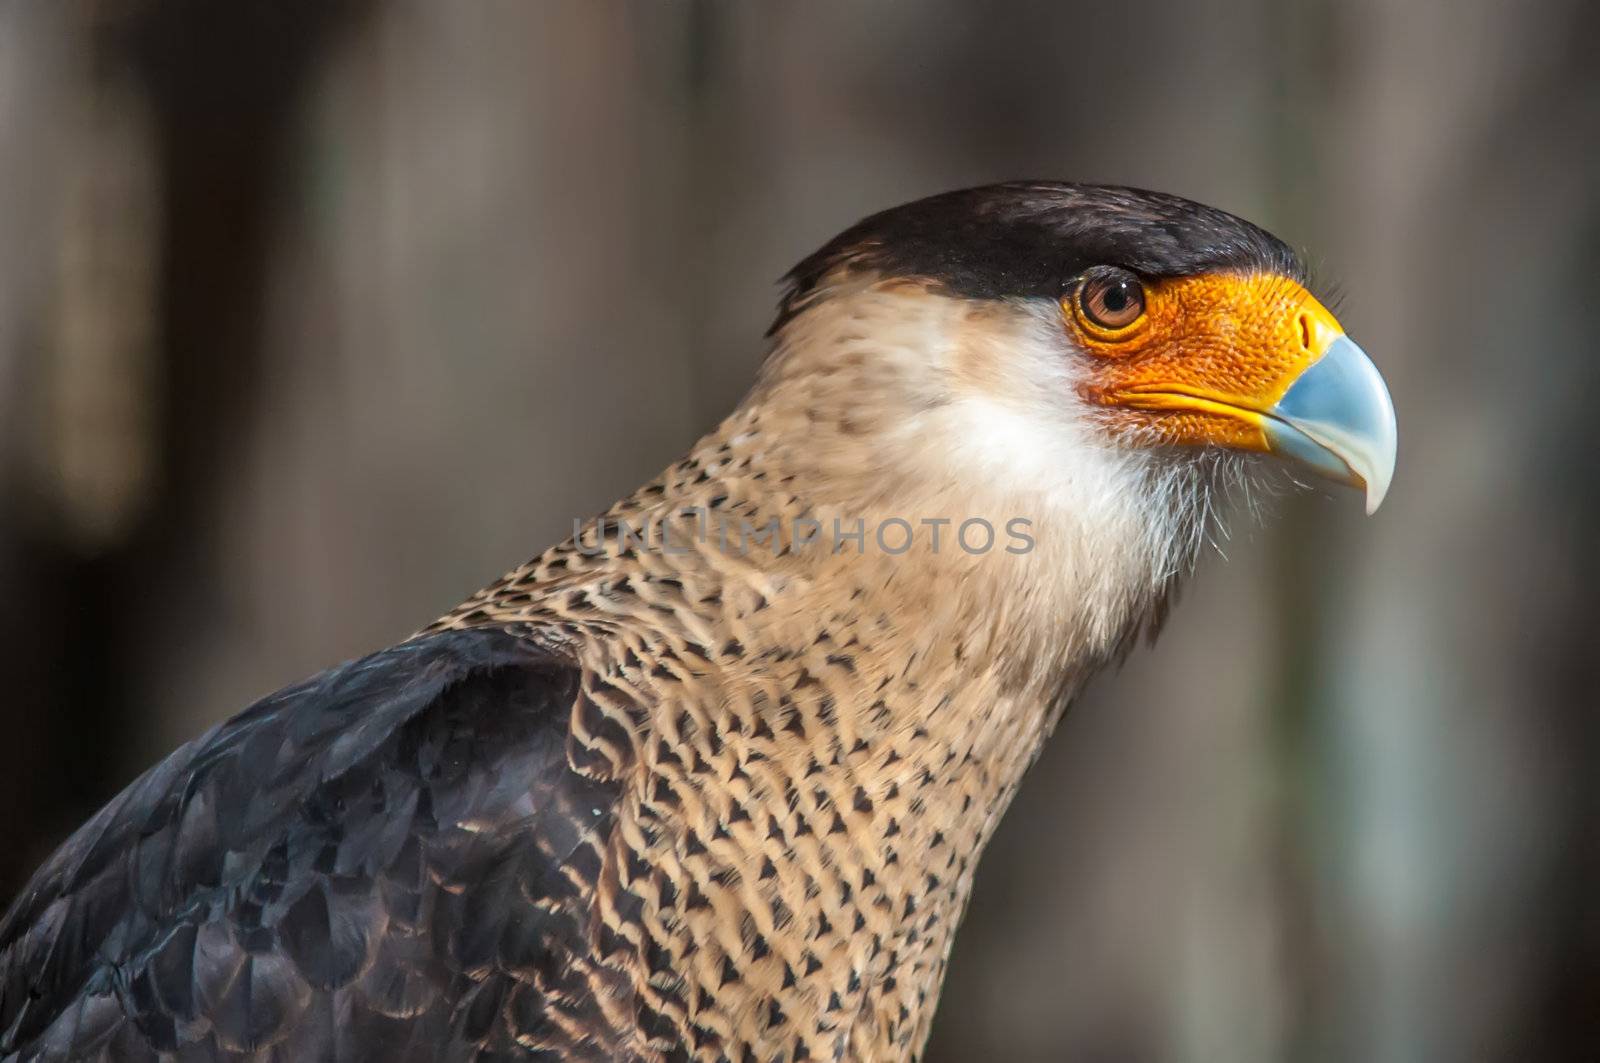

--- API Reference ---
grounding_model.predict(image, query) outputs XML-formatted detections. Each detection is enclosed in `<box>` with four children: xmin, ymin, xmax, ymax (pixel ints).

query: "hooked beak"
<box><xmin>1264</xmin><ymin>332</ymin><xmax>1397</xmax><ymax>514</ymax></box>
<box><xmin>1096</xmin><ymin>278</ymin><xmax>1398</xmax><ymax>514</ymax></box>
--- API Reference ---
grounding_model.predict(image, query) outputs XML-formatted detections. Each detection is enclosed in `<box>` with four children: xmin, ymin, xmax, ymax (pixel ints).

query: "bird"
<box><xmin>0</xmin><ymin>182</ymin><xmax>1396</xmax><ymax>1062</ymax></box>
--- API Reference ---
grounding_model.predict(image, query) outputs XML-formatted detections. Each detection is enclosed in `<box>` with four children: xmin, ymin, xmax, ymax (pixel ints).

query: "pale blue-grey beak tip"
<box><xmin>1265</xmin><ymin>335</ymin><xmax>1398</xmax><ymax>515</ymax></box>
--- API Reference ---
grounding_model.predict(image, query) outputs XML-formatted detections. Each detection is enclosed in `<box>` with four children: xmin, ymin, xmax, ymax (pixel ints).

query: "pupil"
<box><xmin>1102</xmin><ymin>284</ymin><xmax>1128</xmax><ymax>312</ymax></box>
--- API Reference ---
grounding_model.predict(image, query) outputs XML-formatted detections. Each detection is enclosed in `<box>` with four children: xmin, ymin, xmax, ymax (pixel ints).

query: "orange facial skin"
<box><xmin>1067</xmin><ymin>272</ymin><xmax>1346</xmax><ymax>450</ymax></box>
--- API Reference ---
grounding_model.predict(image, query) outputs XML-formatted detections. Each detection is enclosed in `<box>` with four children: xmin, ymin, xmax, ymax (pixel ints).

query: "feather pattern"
<box><xmin>0</xmin><ymin>629</ymin><xmax>632</xmax><ymax>1061</ymax></box>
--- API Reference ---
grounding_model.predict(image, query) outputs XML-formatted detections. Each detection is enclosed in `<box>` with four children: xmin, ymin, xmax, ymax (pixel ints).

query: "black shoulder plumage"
<box><xmin>771</xmin><ymin>181</ymin><xmax>1305</xmax><ymax>333</ymax></box>
<box><xmin>0</xmin><ymin>627</ymin><xmax>630</xmax><ymax>1061</ymax></box>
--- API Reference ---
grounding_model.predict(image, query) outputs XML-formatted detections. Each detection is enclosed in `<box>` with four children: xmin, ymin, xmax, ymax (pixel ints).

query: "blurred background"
<box><xmin>1</xmin><ymin>1</ymin><xmax>1596</xmax><ymax>1059</ymax></box>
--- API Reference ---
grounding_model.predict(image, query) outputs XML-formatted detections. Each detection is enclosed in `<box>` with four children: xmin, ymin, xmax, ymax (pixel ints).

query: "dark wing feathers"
<box><xmin>0</xmin><ymin>627</ymin><xmax>632</xmax><ymax>1062</ymax></box>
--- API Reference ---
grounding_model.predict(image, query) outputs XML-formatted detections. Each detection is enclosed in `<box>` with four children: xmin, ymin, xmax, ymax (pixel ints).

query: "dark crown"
<box><xmin>773</xmin><ymin>182</ymin><xmax>1305</xmax><ymax>334</ymax></box>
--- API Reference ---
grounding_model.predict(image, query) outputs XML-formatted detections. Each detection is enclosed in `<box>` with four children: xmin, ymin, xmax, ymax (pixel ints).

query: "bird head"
<box><xmin>764</xmin><ymin>182</ymin><xmax>1396</xmax><ymax>520</ymax></box>
<box><xmin>730</xmin><ymin>183</ymin><xmax>1398</xmax><ymax>665</ymax></box>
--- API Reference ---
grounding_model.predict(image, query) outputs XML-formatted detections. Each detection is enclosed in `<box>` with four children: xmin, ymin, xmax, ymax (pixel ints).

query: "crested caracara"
<box><xmin>0</xmin><ymin>183</ymin><xmax>1396</xmax><ymax>1061</ymax></box>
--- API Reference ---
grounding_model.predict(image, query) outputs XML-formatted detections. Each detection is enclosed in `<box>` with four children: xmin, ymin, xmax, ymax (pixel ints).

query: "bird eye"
<box><xmin>1075</xmin><ymin>268</ymin><xmax>1146</xmax><ymax>332</ymax></box>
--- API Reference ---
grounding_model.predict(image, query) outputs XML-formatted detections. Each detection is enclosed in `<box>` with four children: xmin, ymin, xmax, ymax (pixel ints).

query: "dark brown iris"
<box><xmin>1077</xmin><ymin>268</ymin><xmax>1146</xmax><ymax>330</ymax></box>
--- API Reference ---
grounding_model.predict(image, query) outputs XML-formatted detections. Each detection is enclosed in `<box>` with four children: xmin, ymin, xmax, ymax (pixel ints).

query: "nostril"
<box><xmin>1297</xmin><ymin>312</ymin><xmax>1313</xmax><ymax>352</ymax></box>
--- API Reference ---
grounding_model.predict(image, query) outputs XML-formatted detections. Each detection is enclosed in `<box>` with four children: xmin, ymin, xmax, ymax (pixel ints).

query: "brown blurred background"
<box><xmin>1</xmin><ymin>1</ymin><xmax>1597</xmax><ymax>1059</ymax></box>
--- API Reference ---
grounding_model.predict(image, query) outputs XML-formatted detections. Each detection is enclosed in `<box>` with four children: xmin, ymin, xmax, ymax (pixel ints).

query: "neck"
<box><xmin>427</xmin><ymin>285</ymin><xmax>1204</xmax><ymax>1056</ymax></box>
